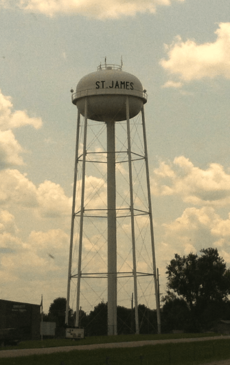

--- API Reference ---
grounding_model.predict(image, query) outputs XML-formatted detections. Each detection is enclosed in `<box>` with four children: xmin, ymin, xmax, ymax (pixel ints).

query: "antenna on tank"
<box><xmin>121</xmin><ymin>56</ymin><xmax>123</xmax><ymax>69</ymax></box>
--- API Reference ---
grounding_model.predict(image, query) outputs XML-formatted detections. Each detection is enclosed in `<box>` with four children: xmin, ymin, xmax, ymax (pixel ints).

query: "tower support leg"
<box><xmin>75</xmin><ymin>99</ymin><xmax>88</xmax><ymax>327</ymax></box>
<box><xmin>66</xmin><ymin>109</ymin><xmax>81</xmax><ymax>325</ymax></box>
<box><xmin>126</xmin><ymin>97</ymin><xmax>139</xmax><ymax>335</ymax></box>
<box><xmin>141</xmin><ymin>106</ymin><xmax>161</xmax><ymax>334</ymax></box>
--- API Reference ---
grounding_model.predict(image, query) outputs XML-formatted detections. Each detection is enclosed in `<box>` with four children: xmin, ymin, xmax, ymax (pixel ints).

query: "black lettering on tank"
<box><xmin>115</xmin><ymin>81</ymin><xmax>120</xmax><ymax>88</ymax></box>
<box><xmin>101</xmin><ymin>81</ymin><xmax>105</xmax><ymax>89</ymax></box>
<box><xmin>126</xmin><ymin>82</ymin><xmax>130</xmax><ymax>90</ymax></box>
<box><xmin>120</xmin><ymin>81</ymin><xmax>125</xmax><ymax>89</ymax></box>
<box><xmin>109</xmin><ymin>81</ymin><xmax>114</xmax><ymax>88</ymax></box>
<box><xmin>130</xmin><ymin>82</ymin><xmax>134</xmax><ymax>90</ymax></box>
<box><xmin>96</xmin><ymin>81</ymin><xmax>100</xmax><ymax>89</ymax></box>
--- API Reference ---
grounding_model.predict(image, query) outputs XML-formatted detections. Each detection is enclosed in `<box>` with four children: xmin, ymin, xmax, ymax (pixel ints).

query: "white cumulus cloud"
<box><xmin>162</xmin><ymin>80</ymin><xmax>183</xmax><ymax>88</ymax></box>
<box><xmin>0</xmin><ymin>169</ymin><xmax>72</xmax><ymax>218</ymax></box>
<box><xmin>0</xmin><ymin>130</ymin><xmax>24</xmax><ymax>169</ymax></box>
<box><xmin>0</xmin><ymin>169</ymin><xmax>38</xmax><ymax>207</ymax></box>
<box><xmin>0</xmin><ymin>90</ymin><xmax>42</xmax><ymax>131</ymax></box>
<box><xmin>0</xmin><ymin>90</ymin><xmax>42</xmax><ymax>168</ymax></box>
<box><xmin>1</xmin><ymin>0</ymin><xmax>185</xmax><ymax>18</ymax></box>
<box><xmin>37</xmin><ymin>180</ymin><xmax>72</xmax><ymax>217</ymax></box>
<box><xmin>0</xmin><ymin>210</ymin><xmax>18</xmax><ymax>234</ymax></box>
<box><xmin>159</xmin><ymin>207</ymin><xmax>230</xmax><ymax>265</ymax></box>
<box><xmin>160</xmin><ymin>23</ymin><xmax>230</xmax><ymax>84</ymax></box>
<box><xmin>28</xmin><ymin>229</ymin><xmax>69</xmax><ymax>263</ymax></box>
<box><xmin>0</xmin><ymin>167</ymin><xmax>106</xmax><ymax>220</ymax></box>
<box><xmin>151</xmin><ymin>156</ymin><xmax>230</xmax><ymax>206</ymax></box>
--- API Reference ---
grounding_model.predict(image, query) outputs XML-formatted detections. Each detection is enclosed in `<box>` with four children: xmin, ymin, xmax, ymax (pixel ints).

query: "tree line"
<box><xmin>44</xmin><ymin>299</ymin><xmax>158</xmax><ymax>336</ymax></box>
<box><xmin>44</xmin><ymin>248</ymin><xmax>230</xmax><ymax>335</ymax></box>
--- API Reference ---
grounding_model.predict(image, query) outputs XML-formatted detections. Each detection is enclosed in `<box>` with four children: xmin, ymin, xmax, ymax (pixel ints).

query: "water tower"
<box><xmin>66</xmin><ymin>61</ymin><xmax>161</xmax><ymax>335</ymax></box>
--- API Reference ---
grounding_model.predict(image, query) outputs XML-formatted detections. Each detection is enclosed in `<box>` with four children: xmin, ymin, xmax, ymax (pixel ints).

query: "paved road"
<box><xmin>0</xmin><ymin>335</ymin><xmax>230</xmax><ymax>359</ymax></box>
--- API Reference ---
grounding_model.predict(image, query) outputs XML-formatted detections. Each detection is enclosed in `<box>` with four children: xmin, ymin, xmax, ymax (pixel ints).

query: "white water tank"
<box><xmin>72</xmin><ymin>64</ymin><xmax>147</xmax><ymax>122</ymax></box>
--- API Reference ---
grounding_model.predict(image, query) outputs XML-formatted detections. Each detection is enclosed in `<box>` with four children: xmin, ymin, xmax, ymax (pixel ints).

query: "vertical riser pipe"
<box><xmin>107</xmin><ymin>121</ymin><xmax>117</xmax><ymax>336</ymax></box>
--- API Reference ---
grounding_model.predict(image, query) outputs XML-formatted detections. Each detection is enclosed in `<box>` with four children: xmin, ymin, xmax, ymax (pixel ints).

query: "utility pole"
<box><xmin>131</xmin><ymin>292</ymin><xmax>134</xmax><ymax>334</ymax></box>
<box><xmin>157</xmin><ymin>268</ymin><xmax>161</xmax><ymax>310</ymax></box>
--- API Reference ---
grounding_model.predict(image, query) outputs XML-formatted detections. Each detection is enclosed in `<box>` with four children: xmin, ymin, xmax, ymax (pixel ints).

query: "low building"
<box><xmin>0</xmin><ymin>299</ymin><xmax>40</xmax><ymax>341</ymax></box>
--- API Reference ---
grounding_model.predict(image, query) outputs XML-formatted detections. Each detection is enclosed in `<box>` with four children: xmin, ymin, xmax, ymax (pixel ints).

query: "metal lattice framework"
<box><xmin>66</xmin><ymin>64</ymin><xmax>161</xmax><ymax>336</ymax></box>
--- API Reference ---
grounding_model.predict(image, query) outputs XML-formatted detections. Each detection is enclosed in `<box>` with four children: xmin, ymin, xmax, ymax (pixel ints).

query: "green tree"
<box><xmin>165</xmin><ymin>248</ymin><xmax>230</xmax><ymax>331</ymax></box>
<box><xmin>166</xmin><ymin>248</ymin><xmax>230</xmax><ymax>308</ymax></box>
<box><xmin>85</xmin><ymin>301</ymin><xmax>107</xmax><ymax>336</ymax></box>
<box><xmin>48</xmin><ymin>297</ymin><xmax>73</xmax><ymax>328</ymax></box>
<box><xmin>138</xmin><ymin>305</ymin><xmax>158</xmax><ymax>334</ymax></box>
<box><xmin>117</xmin><ymin>305</ymin><xmax>132</xmax><ymax>334</ymax></box>
<box><xmin>161</xmin><ymin>296</ymin><xmax>190</xmax><ymax>333</ymax></box>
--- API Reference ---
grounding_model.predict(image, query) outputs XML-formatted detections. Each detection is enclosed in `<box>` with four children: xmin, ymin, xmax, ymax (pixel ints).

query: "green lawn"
<box><xmin>1</xmin><ymin>333</ymin><xmax>230</xmax><ymax>365</ymax></box>
<box><xmin>0</xmin><ymin>332</ymin><xmax>220</xmax><ymax>351</ymax></box>
<box><xmin>1</xmin><ymin>339</ymin><xmax>230</xmax><ymax>365</ymax></box>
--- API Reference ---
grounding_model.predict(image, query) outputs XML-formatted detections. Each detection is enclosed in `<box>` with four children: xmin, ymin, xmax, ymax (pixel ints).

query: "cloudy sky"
<box><xmin>1</xmin><ymin>0</ymin><xmax>230</xmax><ymax>314</ymax></box>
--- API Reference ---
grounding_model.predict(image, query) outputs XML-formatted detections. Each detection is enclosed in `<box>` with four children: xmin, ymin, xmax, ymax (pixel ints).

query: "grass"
<box><xmin>0</xmin><ymin>332</ymin><xmax>220</xmax><ymax>351</ymax></box>
<box><xmin>1</xmin><ymin>338</ymin><xmax>230</xmax><ymax>365</ymax></box>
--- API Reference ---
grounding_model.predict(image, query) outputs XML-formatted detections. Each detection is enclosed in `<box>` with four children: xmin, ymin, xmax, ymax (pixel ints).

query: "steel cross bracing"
<box><xmin>66</xmin><ymin>101</ymin><xmax>161</xmax><ymax>335</ymax></box>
